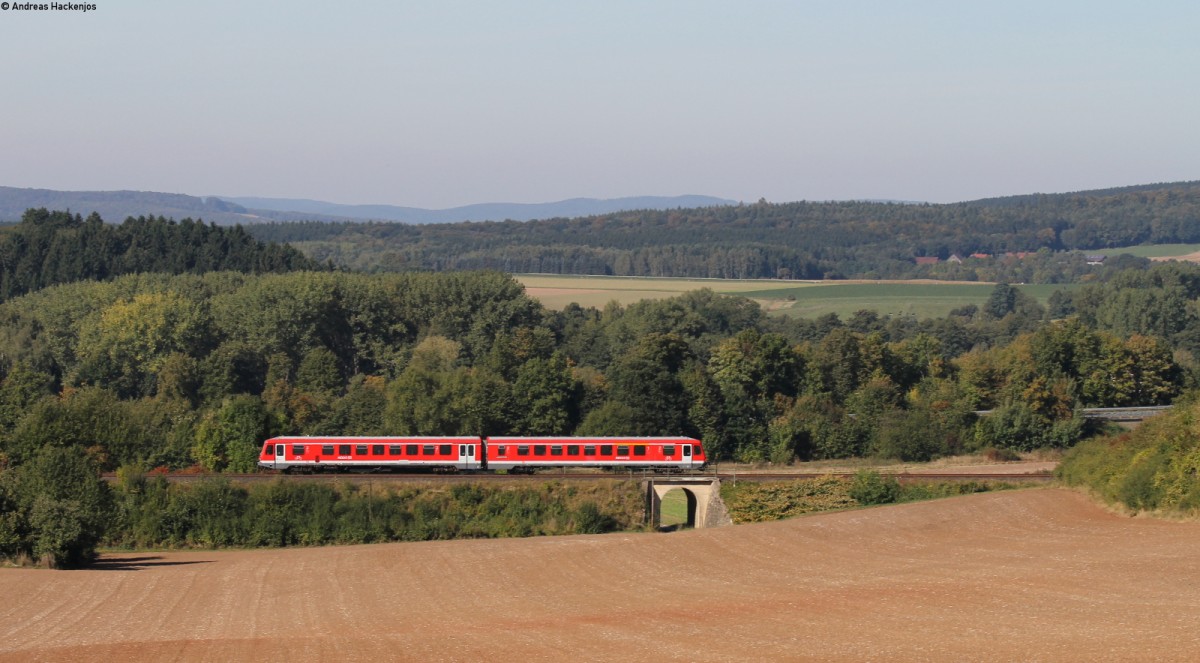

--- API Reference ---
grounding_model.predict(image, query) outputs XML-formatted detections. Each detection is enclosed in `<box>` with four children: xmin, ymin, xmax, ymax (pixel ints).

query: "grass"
<box><xmin>720</xmin><ymin>475</ymin><xmax>1018</xmax><ymax>524</ymax></box>
<box><xmin>659</xmin><ymin>488</ymin><xmax>691</xmax><ymax>529</ymax></box>
<box><xmin>516</xmin><ymin>274</ymin><xmax>1077</xmax><ymax>319</ymax></box>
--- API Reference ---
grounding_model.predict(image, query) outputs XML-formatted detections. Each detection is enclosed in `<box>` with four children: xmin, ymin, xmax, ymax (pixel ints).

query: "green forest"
<box><xmin>2</xmin><ymin>200</ymin><xmax>1200</xmax><ymax>565</ymax></box>
<box><xmin>244</xmin><ymin>181</ymin><xmax>1199</xmax><ymax>281</ymax></box>
<box><xmin>0</xmin><ymin>208</ymin><xmax>321</xmax><ymax>302</ymax></box>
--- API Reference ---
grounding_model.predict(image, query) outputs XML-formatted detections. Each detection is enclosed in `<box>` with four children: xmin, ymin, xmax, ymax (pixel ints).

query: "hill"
<box><xmin>218</xmin><ymin>194</ymin><xmax>739</xmax><ymax>223</ymax></box>
<box><xmin>244</xmin><ymin>180</ymin><xmax>1200</xmax><ymax>281</ymax></box>
<box><xmin>0</xmin><ymin>187</ymin><xmax>266</xmax><ymax>226</ymax></box>
<box><xmin>0</xmin><ymin>187</ymin><xmax>737</xmax><ymax>225</ymax></box>
<box><xmin>4</xmin><ymin>489</ymin><xmax>1200</xmax><ymax>660</ymax></box>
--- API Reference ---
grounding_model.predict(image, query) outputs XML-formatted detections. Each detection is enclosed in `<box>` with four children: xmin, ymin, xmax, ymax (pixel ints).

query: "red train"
<box><xmin>257</xmin><ymin>436</ymin><xmax>706</xmax><ymax>473</ymax></box>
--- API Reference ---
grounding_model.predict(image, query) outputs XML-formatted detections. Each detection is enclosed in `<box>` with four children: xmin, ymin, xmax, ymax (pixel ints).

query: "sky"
<box><xmin>1</xmin><ymin>1</ymin><xmax>1197</xmax><ymax>208</ymax></box>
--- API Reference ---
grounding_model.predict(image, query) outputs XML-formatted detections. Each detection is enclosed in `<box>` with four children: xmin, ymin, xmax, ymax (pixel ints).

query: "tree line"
<box><xmin>0</xmin><ymin>266</ymin><xmax>1191</xmax><ymax>476</ymax></box>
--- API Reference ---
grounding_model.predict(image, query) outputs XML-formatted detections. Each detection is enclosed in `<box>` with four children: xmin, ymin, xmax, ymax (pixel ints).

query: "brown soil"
<box><xmin>521</xmin><ymin>287</ymin><xmax>610</xmax><ymax>296</ymax></box>
<box><xmin>4</xmin><ymin>488</ymin><xmax>1200</xmax><ymax>661</ymax></box>
<box><xmin>1152</xmin><ymin>252</ymin><xmax>1200</xmax><ymax>263</ymax></box>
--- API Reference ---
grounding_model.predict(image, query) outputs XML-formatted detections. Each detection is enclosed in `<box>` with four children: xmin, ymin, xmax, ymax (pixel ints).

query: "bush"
<box><xmin>849</xmin><ymin>470</ymin><xmax>901</xmax><ymax>506</ymax></box>
<box><xmin>974</xmin><ymin>403</ymin><xmax>1085</xmax><ymax>452</ymax></box>
<box><xmin>1057</xmin><ymin>395</ymin><xmax>1200</xmax><ymax>513</ymax></box>
<box><xmin>0</xmin><ymin>445</ymin><xmax>111</xmax><ymax>568</ymax></box>
<box><xmin>720</xmin><ymin>476</ymin><xmax>856</xmax><ymax>523</ymax></box>
<box><xmin>872</xmin><ymin>410</ymin><xmax>945</xmax><ymax>462</ymax></box>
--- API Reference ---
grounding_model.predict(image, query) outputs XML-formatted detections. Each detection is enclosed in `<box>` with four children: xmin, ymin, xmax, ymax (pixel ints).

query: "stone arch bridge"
<box><xmin>645</xmin><ymin>478</ymin><xmax>732</xmax><ymax>530</ymax></box>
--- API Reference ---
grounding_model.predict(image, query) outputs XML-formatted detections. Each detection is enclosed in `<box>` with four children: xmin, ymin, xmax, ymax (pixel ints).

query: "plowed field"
<box><xmin>4</xmin><ymin>488</ymin><xmax>1200</xmax><ymax>661</ymax></box>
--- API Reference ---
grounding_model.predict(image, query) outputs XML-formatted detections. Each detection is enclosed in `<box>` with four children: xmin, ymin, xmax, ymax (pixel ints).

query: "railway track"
<box><xmin>105</xmin><ymin>470</ymin><xmax>1055</xmax><ymax>484</ymax></box>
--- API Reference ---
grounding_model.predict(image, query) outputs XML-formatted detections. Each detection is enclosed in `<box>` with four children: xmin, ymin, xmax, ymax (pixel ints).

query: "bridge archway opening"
<box><xmin>658</xmin><ymin>487</ymin><xmax>698</xmax><ymax>531</ymax></box>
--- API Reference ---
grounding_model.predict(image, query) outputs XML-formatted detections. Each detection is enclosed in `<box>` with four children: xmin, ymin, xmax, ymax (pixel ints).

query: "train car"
<box><xmin>484</xmin><ymin>436</ymin><xmax>705</xmax><ymax>472</ymax></box>
<box><xmin>259</xmin><ymin>436</ymin><xmax>482</xmax><ymax>473</ymax></box>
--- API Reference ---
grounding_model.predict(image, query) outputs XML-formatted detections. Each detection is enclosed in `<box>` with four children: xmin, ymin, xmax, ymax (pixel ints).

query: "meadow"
<box><xmin>516</xmin><ymin>274</ymin><xmax>1073</xmax><ymax>319</ymax></box>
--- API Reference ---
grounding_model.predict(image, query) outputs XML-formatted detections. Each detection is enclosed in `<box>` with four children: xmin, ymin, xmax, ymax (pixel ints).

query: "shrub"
<box><xmin>849</xmin><ymin>470</ymin><xmax>901</xmax><ymax>506</ymax></box>
<box><xmin>1</xmin><ymin>445</ymin><xmax>111</xmax><ymax>568</ymax></box>
<box><xmin>872</xmin><ymin>409</ymin><xmax>945</xmax><ymax>462</ymax></box>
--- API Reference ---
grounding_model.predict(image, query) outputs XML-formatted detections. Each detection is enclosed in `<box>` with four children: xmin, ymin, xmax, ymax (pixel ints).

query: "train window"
<box><xmin>339</xmin><ymin>445</ymin><xmax>351</xmax><ymax>456</ymax></box>
<box><xmin>496</xmin><ymin>446</ymin><xmax>506</xmax><ymax>456</ymax></box>
<box><xmin>265</xmin><ymin>444</ymin><xmax>275</xmax><ymax>456</ymax></box>
<box><xmin>683</xmin><ymin>446</ymin><xmax>691</xmax><ymax>457</ymax></box>
<box><xmin>567</xmin><ymin>445</ymin><xmax>579</xmax><ymax>455</ymax></box>
<box><xmin>584</xmin><ymin>446</ymin><xmax>596</xmax><ymax>455</ymax></box>
<box><xmin>633</xmin><ymin>446</ymin><xmax>646</xmax><ymax>456</ymax></box>
<box><xmin>517</xmin><ymin>446</ymin><xmax>529</xmax><ymax>456</ymax></box>
<box><xmin>407</xmin><ymin>444</ymin><xmax>418</xmax><ymax>455</ymax></box>
<box><xmin>693</xmin><ymin>444</ymin><xmax>703</xmax><ymax>455</ymax></box>
<box><xmin>534</xmin><ymin>445</ymin><xmax>546</xmax><ymax>455</ymax></box>
<box><xmin>292</xmin><ymin>444</ymin><xmax>305</xmax><ymax>455</ymax></box>
<box><xmin>373</xmin><ymin>445</ymin><xmax>384</xmax><ymax>456</ymax></box>
<box><xmin>423</xmin><ymin>445</ymin><xmax>436</xmax><ymax>456</ymax></box>
<box><xmin>439</xmin><ymin>444</ymin><xmax>452</xmax><ymax>455</ymax></box>
<box><xmin>551</xmin><ymin>445</ymin><xmax>563</xmax><ymax>456</ymax></box>
<box><xmin>663</xmin><ymin>445</ymin><xmax>675</xmax><ymax>456</ymax></box>
<box><xmin>389</xmin><ymin>445</ymin><xmax>402</xmax><ymax>456</ymax></box>
<box><xmin>600</xmin><ymin>445</ymin><xmax>612</xmax><ymax>455</ymax></box>
<box><xmin>322</xmin><ymin>445</ymin><xmax>335</xmax><ymax>455</ymax></box>
<box><xmin>356</xmin><ymin>445</ymin><xmax>368</xmax><ymax>455</ymax></box>
<box><xmin>616</xmin><ymin>445</ymin><xmax>629</xmax><ymax>456</ymax></box>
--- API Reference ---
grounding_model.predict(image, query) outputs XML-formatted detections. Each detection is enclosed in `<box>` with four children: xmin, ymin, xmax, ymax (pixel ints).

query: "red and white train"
<box><xmin>257</xmin><ymin>436</ymin><xmax>706</xmax><ymax>473</ymax></box>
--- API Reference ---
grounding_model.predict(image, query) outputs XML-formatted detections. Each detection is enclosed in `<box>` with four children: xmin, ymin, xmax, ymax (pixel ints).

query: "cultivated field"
<box><xmin>5</xmin><ymin>488</ymin><xmax>1200</xmax><ymax>661</ymax></box>
<box><xmin>516</xmin><ymin>274</ymin><xmax>1070</xmax><ymax>318</ymax></box>
<box><xmin>1107</xmin><ymin>243</ymin><xmax>1200</xmax><ymax>259</ymax></box>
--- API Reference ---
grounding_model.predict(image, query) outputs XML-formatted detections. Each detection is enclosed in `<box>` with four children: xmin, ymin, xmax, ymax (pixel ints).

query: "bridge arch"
<box><xmin>646</xmin><ymin>479</ymin><xmax>732</xmax><ymax>530</ymax></box>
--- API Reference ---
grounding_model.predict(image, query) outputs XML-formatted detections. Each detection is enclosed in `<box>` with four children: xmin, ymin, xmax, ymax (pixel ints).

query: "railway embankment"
<box><xmin>96</xmin><ymin>470</ymin><xmax>1027</xmax><ymax>554</ymax></box>
<box><xmin>1057</xmin><ymin>397</ymin><xmax>1200</xmax><ymax>515</ymax></box>
<box><xmin>103</xmin><ymin>476</ymin><xmax>645</xmax><ymax>551</ymax></box>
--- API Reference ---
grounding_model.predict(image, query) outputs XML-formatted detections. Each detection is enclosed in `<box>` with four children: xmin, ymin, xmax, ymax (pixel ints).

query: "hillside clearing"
<box><xmin>517</xmin><ymin>274</ymin><xmax>1073</xmax><ymax>318</ymax></box>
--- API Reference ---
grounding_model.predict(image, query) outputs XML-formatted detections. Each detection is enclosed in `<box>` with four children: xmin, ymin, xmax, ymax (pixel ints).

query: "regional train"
<box><xmin>258</xmin><ymin>436</ymin><xmax>706</xmax><ymax>473</ymax></box>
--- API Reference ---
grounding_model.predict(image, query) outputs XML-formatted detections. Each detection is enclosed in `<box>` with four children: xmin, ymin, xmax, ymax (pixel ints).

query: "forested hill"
<box><xmin>0</xmin><ymin>208</ymin><xmax>321</xmax><ymax>301</ymax></box>
<box><xmin>0</xmin><ymin>187</ymin><xmax>265</xmax><ymax>226</ymax></box>
<box><xmin>245</xmin><ymin>181</ymin><xmax>1200</xmax><ymax>281</ymax></box>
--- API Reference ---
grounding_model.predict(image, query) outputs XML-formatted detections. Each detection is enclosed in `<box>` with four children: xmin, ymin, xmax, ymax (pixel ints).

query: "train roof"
<box><xmin>266</xmin><ymin>436</ymin><xmax>482</xmax><ymax>442</ymax></box>
<box><xmin>485</xmin><ymin>436</ymin><xmax>700</xmax><ymax>442</ymax></box>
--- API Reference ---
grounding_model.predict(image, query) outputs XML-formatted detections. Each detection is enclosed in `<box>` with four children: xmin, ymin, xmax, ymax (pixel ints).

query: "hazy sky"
<box><xmin>1</xmin><ymin>1</ymin><xmax>1196</xmax><ymax>208</ymax></box>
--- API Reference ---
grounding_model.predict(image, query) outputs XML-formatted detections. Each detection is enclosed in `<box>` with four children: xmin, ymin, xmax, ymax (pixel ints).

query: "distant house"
<box><xmin>948</xmin><ymin>254</ymin><xmax>963</xmax><ymax>264</ymax></box>
<box><xmin>1086</xmin><ymin>254</ymin><xmax>1107</xmax><ymax>265</ymax></box>
<box><xmin>970</xmin><ymin>252</ymin><xmax>991</xmax><ymax>259</ymax></box>
<box><xmin>914</xmin><ymin>256</ymin><xmax>940</xmax><ymax>265</ymax></box>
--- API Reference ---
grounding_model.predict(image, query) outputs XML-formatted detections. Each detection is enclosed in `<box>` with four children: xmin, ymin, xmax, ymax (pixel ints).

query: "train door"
<box><xmin>682</xmin><ymin>444</ymin><xmax>693</xmax><ymax>469</ymax></box>
<box><xmin>458</xmin><ymin>443</ymin><xmax>477</xmax><ymax>471</ymax></box>
<box><xmin>274</xmin><ymin>442</ymin><xmax>285</xmax><ymax>470</ymax></box>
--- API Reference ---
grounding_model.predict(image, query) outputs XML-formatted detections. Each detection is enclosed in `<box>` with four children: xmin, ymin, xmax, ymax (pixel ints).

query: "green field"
<box><xmin>1103</xmin><ymin>243</ymin><xmax>1200</xmax><ymax>258</ymax></box>
<box><xmin>516</xmin><ymin>274</ymin><xmax>1074</xmax><ymax>319</ymax></box>
<box><xmin>658</xmin><ymin>488</ymin><xmax>691</xmax><ymax>529</ymax></box>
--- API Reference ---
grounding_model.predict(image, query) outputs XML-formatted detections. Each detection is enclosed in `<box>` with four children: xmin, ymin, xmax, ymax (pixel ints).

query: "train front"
<box><xmin>258</xmin><ymin>438</ymin><xmax>284</xmax><ymax>471</ymax></box>
<box><xmin>690</xmin><ymin>439</ymin><xmax>708</xmax><ymax>471</ymax></box>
